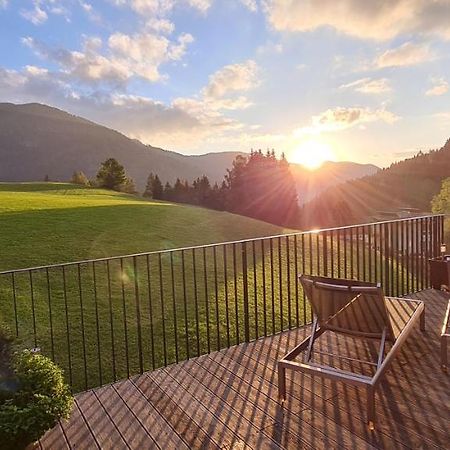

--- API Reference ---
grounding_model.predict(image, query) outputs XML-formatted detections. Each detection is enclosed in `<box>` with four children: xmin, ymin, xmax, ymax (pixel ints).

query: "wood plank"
<box><xmin>92</xmin><ymin>384</ymin><xmax>161</xmax><ymax>449</ymax></box>
<box><xmin>38</xmin><ymin>422</ymin><xmax>70</xmax><ymax>450</ymax></box>
<box><xmin>75</xmin><ymin>391</ymin><xmax>129</xmax><ymax>449</ymax></box>
<box><xmin>112</xmin><ymin>378</ymin><xmax>191</xmax><ymax>450</ymax></box>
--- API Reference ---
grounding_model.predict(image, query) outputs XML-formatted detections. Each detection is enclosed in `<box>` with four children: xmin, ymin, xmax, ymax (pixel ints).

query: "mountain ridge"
<box><xmin>0</xmin><ymin>102</ymin><xmax>378</xmax><ymax>196</ymax></box>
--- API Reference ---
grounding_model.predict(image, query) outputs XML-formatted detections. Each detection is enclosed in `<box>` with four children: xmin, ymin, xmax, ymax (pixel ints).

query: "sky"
<box><xmin>1</xmin><ymin>0</ymin><xmax>450</xmax><ymax>167</ymax></box>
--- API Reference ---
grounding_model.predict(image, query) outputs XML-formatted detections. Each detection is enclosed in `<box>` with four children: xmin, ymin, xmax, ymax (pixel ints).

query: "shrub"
<box><xmin>0</xmin><ymin>350</ymin><xmax>73</xmax><ymax>450</ymax></box>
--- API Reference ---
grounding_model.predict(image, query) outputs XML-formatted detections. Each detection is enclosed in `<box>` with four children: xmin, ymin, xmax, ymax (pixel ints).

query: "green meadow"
<box><xmin>0</xmin><ymin>183</ymin><xmax>419</xmax><ymax>391</ymax></box>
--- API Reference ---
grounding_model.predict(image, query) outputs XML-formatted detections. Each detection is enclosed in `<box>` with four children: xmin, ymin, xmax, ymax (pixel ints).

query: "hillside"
<box><xmin>301</xmin><ymin>139</ymin><xmax>450</xmax><ymax>228</ymax></box>
<box><xmin>0</xmin><ymin>103</ymin><xmax>377</xmax><ymax>195</ymax></box>
<box><xmin>0</xmin><ymin>182</ymin><xmax>286</xmax><ymax>271</ymax></box>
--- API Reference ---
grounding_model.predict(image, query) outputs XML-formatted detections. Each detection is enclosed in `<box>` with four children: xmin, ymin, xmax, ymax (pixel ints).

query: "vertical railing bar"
<box><xmin>29</xmin><ymin>270</ymin><xmax>37</xmax><ymax>348</ymax></box>
<box><xmin>383</xmin><ymin>223</ymin><xmax>390</xmax><ymax>295</ymax></box>
<box><xmin>133</xmin><ymin>256</ymin><xmax>143</xmax><ymax>374</ymax></box>
<box><xmin>400</xmin><ymin>220</ymin><xmax>405</xmax><ymax>296</ymax></box>
<box><xmin>232</xmin><ymin>243</ymin><xmax>240</xmax><ymax>343</ymax></box>
<box><xmin>323</xmin><ymin>231</ymin><xmax>328</xmax><ymax>277</ymax></box>
<box><xmin>242</xmin><ymin>242</ymin><xmax>250</xmax><ymax>343</ymax></box>
<box><xmin>350</xmin><ymin>227</ymin><xmax>354</xmax><ymax>279</ymax></box>
<box><xmin>45</xmin><ymin>267</ymin><xmax>55</xmax><ymax>361</ymax></box>
<box><xmin>395</xmin><ymin>221</ymin><xmax>399</xmax><ymax>297</ymax></box>
<box><xmin>405</xmin><ymin>221</ymin><xmax>410</xmax><ymax>294</ymax></box>
<box><xmin>11</xmin><ymin>272</ymin><xmax>19</xmax><ymax>337</ymax></box>
<box><xmin>390</xmin><ymin>222</ymin><xmax>395</xmax><ymax>296</ymax></box>
<box><xmin>77</xmin><ymin>263</ymin><xmax>88</xmax><ymax>390</ymax></box>
<box><xmin>316</xmin><ymin>233</ymin><xmax>320</xmax><ymax>275</ymax></box>
<box><xmin>286</xmin><ymin>236</ymin><xmax>291</xmax><ymax>330</ymax></box>
<box><xmin>356</xmin><ymin>227</ymin><xmax>361</xmax><ymax>280</ymax></box>
<box><xmin>368</xmin><ymin>226</ymin><xmax>372</xmax><ymax>283</ymax></box>
<box><xmin>294</xmin><ymin>234</ymin><xmax>299</xmax><ymax>328</ymax></box>
<box><xmin>203</xmin><ymin>247</ymin><xmax>210</xmax><ymax>353</ymax></box>
<box><xmin>419</xmin><ymin>218</ymin><xmax>424</xmax><ymax>291</ymax></box>
<box><xmin>301</xmin><ymin>234</ymin><xmax>306</xmax><ymax>324</ymax></box>
<box><xmin>261</xmin><ymin>240</ymin><xmax>267</xmax><ymax>336</ymax></box>
<box><xmin>180</xmin><ymin>250</ymin><xmax>189</xmax><ymax>361</ymax></box>
<box><xmin>120</xmin><ymin>258</ymin><xmax>130</xmax><ymax>378</ymax></box>
<box><xmin>223</xmin><ymin>245</ymin><xmax>230</xmax><ymax>347</ymax></box>
<box><xmin>362</xmin><ymin>226</ymin><xmax>367</xmax><ymax>282</ymax></box>
<box><xmin>330</xmin><ymin>230</ymin><xmax>334</xmax><ymax>278</ymax></box>
<box><xmin>270</xmin><ymin>238</ymin><xmax>275</xmax><ymax>334</ymax></box>
<box><xmin>92</xmin><ymin>262</ymin><xmax>103</xmax><ymax>384</ymax></box>
<box><xmin>278</xmin><ymin>237</ymin><xmax>283</xmax><ymax>331</ymax></box>
<box><xmin>159</xmin><ymin>253</ymin><xmax>168</xmax><ymax>365</ymax></box>
<box><xmin>106</xmin><ymin>260</ymin><xmax>117</xmax><ymax>379</ymax></box>
<box><xmin>170</xmin><ymin>252</ymin><xmax>179</xmax><ymax>363</ymax></box>
<box><xmin>62</xmin><ymin>266</ymin><xmax>73</xmax><ymax>387</ymax></box>
<box><xmin>252</xmin><ymin>240</ymin><xmax>258</xmax><ymax>338</ymax></box>
<box><xmin>337</xmin><ymin>229</ymin><xmax>341</xmax><ymax>279</ymax></box>
<box><xmin>213</xmin><ymin>246</ymin><xmax>220</xmax><ymax>350</ymax></box>
<box><xmin>373</xmin><ymin>224</ymin><xmax>378</xmax><ymax>283</ymax></box>
<box><xmin>415</xmin><ymin>219</ymin><xmax>420</xmax><ymax>292</ymax></box>
<box><xmin>343</xmin><ymin>228</ymin><xmax>348</xmax><ymax>279</ymax></box>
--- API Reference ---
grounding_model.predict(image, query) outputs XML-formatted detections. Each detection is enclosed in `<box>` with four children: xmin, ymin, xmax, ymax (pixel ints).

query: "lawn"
<box><xmin>0</xmin><ymin>183</ymin><xmax>423</xmax><ymax>392</ymax></box>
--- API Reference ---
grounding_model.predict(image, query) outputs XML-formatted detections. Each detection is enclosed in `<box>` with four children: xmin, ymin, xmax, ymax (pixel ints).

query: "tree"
<box><xmin>145</xmin><ymin>173</ymin><xmax>164</xmax><ymax>199</ymax></box>
<box><xmin>119</xmin><ymin>177</ymin><xmax>137</xmax><ymax>194</ymax></box>
<box><xmin>71</xmin><ymin>171</ymin><xmax>90</xmax><ymax>186</ymax></box>
<box><xmin>96</xmin><ymin>158</ymin><xmax>127</xmax><ymax>191</ymax></box>
<box><xmin>432</xmin><ymin>177</ymin><xmax>450</xmax><ymax>246</ymax></box>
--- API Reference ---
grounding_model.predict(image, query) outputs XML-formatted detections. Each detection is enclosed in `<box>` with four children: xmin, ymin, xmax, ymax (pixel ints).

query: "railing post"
<box><xmin>384</xmin><ymin>222</ymin><xmax>390</xmax><ymax>296</ymax></box>
<box><xmin>242</xmin><ymin>242</ymin><xmax>250</xmax><ymax>343</ymax></box>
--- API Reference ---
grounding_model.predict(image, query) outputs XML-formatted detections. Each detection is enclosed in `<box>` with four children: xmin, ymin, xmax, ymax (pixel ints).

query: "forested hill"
<box><xmin>300</xmin><ymin>138</ymin><xmax>450</xmax><ymax>228</ymax></box>
<box><xmin>0</xmin><ymin>103</ymin><xmax>377</xmax><ymax>195</ymax></box>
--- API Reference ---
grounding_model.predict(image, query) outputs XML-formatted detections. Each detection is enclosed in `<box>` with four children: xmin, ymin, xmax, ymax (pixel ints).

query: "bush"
<box><xmin>0</xmin><ymin>350</ymin><xmax>73</xmax><ymax>450</ymax></box>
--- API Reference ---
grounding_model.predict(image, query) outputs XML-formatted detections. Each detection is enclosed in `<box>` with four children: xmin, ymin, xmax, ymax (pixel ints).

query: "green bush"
<box><xmin>0</xmin><ymin>350</ymin><xmax>73</xmax><ymax>450</ymax></box>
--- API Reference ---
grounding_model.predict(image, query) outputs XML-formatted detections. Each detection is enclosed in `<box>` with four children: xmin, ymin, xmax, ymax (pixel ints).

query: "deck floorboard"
<box><xmin>39</xmin><ymin>289</ymin><xmax>450</xmax><ymax>449</ymax></box>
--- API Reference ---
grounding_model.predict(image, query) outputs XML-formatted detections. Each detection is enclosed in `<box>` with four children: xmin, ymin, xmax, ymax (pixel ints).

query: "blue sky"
<box><xmin>1</xmin><ymin>0</ymin><xmax>450</xmax><ymax>167</ymax></box>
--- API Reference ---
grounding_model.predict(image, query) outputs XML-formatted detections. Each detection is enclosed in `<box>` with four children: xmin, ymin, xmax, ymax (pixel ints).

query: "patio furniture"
<box><xmin>429</xmin><ymin>255</ymin><xmax>450</xmax><ymax>291</ymax></box>
<box><xmin>441</xmin><ymin>299</ymin><xmax>450</xmax><ymax>372</ymax></box>
<box><xmin>278</xmin><ymin>275</ymin><xmax>425</xmax><ymax>430</ymax></box>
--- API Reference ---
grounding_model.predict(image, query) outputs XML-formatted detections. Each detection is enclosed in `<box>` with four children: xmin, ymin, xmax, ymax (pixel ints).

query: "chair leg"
<box><xmin>367</xmin><ymin>386</ymin><xmax>376</xmax><ymax>431</ymax></box>
<box><xmin>278</xmin><ymin>362</ymin><xmax>286</xmax><ymax>402</ymax></box>
<box><xmin>420</xmin><ymin>306</ymin><xmax>425</xmax><ymax>332</ymax></box>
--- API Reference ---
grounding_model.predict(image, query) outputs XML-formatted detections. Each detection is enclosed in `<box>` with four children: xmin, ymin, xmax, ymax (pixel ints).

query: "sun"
<box><xmin>291</xmin><ymin>140</ymin><xmax>335</xmax><ymax>170</ymax></box>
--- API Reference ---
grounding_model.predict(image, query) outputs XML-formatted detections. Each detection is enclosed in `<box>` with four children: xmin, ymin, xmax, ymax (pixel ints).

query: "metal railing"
<box><xmin>0</xmin><ymin>215</ymin><xmax>444</xmax><ymax>392</ymax></box>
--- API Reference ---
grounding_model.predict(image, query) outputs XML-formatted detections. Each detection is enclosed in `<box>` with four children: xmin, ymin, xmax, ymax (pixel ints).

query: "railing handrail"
<box><xmin>0</xmin><ymin>214</ymin><xmax>444</xmax><ymax>275</ymax></box>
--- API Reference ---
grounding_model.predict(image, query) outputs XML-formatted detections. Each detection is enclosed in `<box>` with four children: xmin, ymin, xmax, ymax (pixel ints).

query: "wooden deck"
<box><xmin>39</xmin><ymin>289</ymin><xmax>450</xmax><ymax>449</ymax></box>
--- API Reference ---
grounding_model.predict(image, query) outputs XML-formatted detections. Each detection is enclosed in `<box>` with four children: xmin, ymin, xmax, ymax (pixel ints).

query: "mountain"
<box><xmin>291</xmin><ymin>161</ymin><xmax>379</xmax><ymax>204</ymax></box>
<box><xmin>300</xmin><ymin>139</ymin><xmax>450</xmax><ymax>228</ymax></box>
<box><xmin>0</xmin><ymin>102</ymin><xmax>377</xmax><ymax>194</ymax></box>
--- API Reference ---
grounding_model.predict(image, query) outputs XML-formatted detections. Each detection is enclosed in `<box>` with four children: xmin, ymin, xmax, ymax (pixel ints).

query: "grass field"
<box><xmin>0</xmin><ymin>183</ymin><xmax>425</xmax><ymax>392</ymax></box>
<box><xmin>0</xmin><ymin>183</ymin><xmax>286</xmax><ymax>271</ymax></box>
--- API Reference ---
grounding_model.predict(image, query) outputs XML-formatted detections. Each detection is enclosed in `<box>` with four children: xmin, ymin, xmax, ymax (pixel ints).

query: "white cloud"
<box><xmin>23</xmin><ymin>30</ymin><xmax>194</xmax><ymax>84</ymax></box>
<box><xmin>146</xmin><ymin>18</ymin><xmax>175</xmax><ymax>34</ymax></box>
<box><xmin>202</xmin><ymin>60</ymin><xmax>259</xmax><ymax>99</ymax></box>
<box><xmin>0</xmin><ymin>0</ymin><xmax>8</xmax><ymax>9</ymax></box>
<box><xmin>20</xmin><ymin>1</ymin><xmax>48</xmax><ymax>25</ymax></box>
<box><xmin>340</xmin><ymin>77</ymin><xmax>391</xmax><ymax>94</ymax></box>
<box><xmin>263</xmin><ymin>0</ymin><xmax>450</xmax><ymax>40</ymax></box>
<box><xmin>375</xmin><ymin>42</ymin><xmax>434</xmax><ymax>68</ymax></box>
<box><xmin>295</xmin><ymin>106</ymin><xmax>399</xmax><ymax>134</ymax></box>
<box><xmin>240</xmin><ymin>0</ymin><xmax>257</xmax><ymax>12</ymax></box>
<box><xmin>111</xmin><ymin>0</ymin><xmax>212</xmax><ymax>16</ymax></box>
<box><xmin>425</xmin><ymin>78</ymin><xmax>448</xmax><ymax>96</ymax></box>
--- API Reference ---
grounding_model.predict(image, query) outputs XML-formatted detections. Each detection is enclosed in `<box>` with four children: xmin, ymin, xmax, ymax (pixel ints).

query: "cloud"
<box><xmin>340</xmin><ymin>77</ymin><xmax>391</xmax><ymax>94</ymax></box>
<box><xmin>202</xmin><ymin>60</ymin><xmax>259</xmax><ymax>99</ymax></box>
<box><xmin>295</xmin><ymin>106</ymin><xmax>399</xmax><ymax>134</ymax></box>
<box><xmin>240</xmin><ymin>0</ymin><xmax>257</xmax><ymax>12</ymax></box>
<box><xmin>20</xmin><ymin>1</ymin><xmax>48</xmax><ymax>25</ymax></box>
<box><xmin>0</xmin><ymin>0</ymin><xmax>8</xmax><ymax>8</ymax></box>
<box><xmin>263</xmin><ymin>0</ymin><xmax>450</xmax><ymax>40</ymax></box>
<box><xmin>23</xmin><ymin>30</ymin><xmax>193</xmax><ymax>84</ymax></box>
<box><xmin>375</xmin><ymin>42</ymin><xmax>434</xmax><ymax>68</ymax></box>
<box><xmin>425</xmin><ymin>77</ymin><xmax>448</xmax><ymax>96</ymax></box>
<box><xmin>146</xmin><ymin>18</ymin><xmax>175</xmax><ymax>34</ymax></box>
<box><xmin>111</xmin><ymin>0</ymin><xmax>212</xmax><ymax>16</ymax></box>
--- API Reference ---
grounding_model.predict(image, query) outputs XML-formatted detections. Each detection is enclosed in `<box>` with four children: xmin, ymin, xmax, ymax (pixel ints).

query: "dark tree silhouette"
<box><xmin>96</xmin><ymin>158</ymin><xmax>127</xmax><ymax>191</ymax></box>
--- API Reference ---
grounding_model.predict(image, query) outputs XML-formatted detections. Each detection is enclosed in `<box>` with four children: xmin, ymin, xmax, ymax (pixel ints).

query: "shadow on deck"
<box><xmin>39</xmin><ymin>289</ymin><xmax>450</xmax><ymax>449</ymax></box>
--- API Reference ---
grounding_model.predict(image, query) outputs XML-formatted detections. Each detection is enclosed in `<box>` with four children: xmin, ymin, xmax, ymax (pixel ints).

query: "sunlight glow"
<box><xmin>291</xmin><ymin>140</ymin><xmax>336</xmax><ymax>170</ymax></box>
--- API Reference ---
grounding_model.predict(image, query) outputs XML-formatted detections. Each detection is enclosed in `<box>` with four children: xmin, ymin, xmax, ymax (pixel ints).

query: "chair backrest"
<box><xmin>300</xmin><ymin>274</ymin><xmax>395</xmax><ymax>339</ymax></box>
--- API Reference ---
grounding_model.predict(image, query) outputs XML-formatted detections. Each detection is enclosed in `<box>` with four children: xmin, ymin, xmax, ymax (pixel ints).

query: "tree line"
<box><xmin>70</xmin><ymin>150</ymin><xmax>300</xmax><ymax>227</ymax></box>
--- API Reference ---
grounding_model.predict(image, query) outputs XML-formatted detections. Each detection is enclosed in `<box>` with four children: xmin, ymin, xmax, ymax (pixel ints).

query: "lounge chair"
<box><xmin>277</xmin><ymin>275</ymin><xmax>425</xmax><ymax>430</ymax></box>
